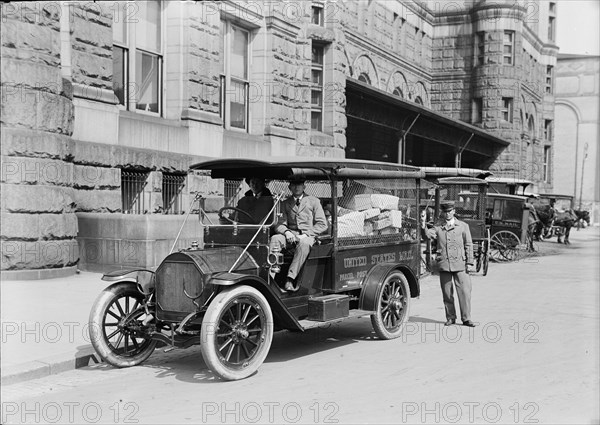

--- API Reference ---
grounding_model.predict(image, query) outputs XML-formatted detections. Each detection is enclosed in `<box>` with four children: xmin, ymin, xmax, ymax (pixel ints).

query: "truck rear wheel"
<box><xmin>371</xmin><ymin>271</ymin><xmax>411</xmax><ymax>339</ymax></box>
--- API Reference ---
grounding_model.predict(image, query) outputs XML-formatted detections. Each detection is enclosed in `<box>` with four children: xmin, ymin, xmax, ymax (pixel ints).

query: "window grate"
<box><xmin>163</xmin><ymin>173</ymin><xmax>186</xmax><ymax>214</ymax></box>
<box><xmin>122</xmin><ymin>170</ymin><xmax>149</xmax><ymax>214</ymax></box>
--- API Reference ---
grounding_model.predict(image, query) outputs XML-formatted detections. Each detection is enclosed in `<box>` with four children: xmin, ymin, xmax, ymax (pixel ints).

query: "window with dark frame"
<box><xmin>162</xmin><ymin>173</ymin><xmax>186</xmax><ymax>215</ymax></box>
<box><xmin>544</xmin><ymin>119</ymin><xmax>553</xmax><ymax>141</ymax></box>
<box><xmin>476</xmin><ymin>31</ymin><xmax>485</xmax><ymax>66</ymax></box>
<box><xmin>112</xmin><ymin>1</ymin><xmax>163</xmax><ymax>115</ymax></box>
<box><xmin>546</xmin><ymin>65</ymin><xmax>554</xmax><ymax>94</ymax></box>
<box><xmin>311</xmin><ymin>42</ymin><xmax>324</xmax><ymax>131</ymax></box>
<box><xmin>311</xmin><ymin>3</ymin><xmax>324</xmax><ymax>26</ymax></box>
<box><xmin>543</xmin><ymin>146</ymin><xmax>551</xmax><ymax>182</ymax></box>
<box><xmin>503</xmin><ymin>31</ymin><xmax>514</xmax><ymax>65</ymax></box>
<box><xmin>220</xmin><ymin>21</ymin><xmax>250</xmax><ymax>131</ymax></box>
<box><xmin>501</xmin><ymin>97</ymin><xmax>513</xmax><ymax>122</ymax></box>
<box><xmin>121</xmin><ymin>170</ymin><xmax>149</xmax><ymax>214</ymax></box>
<box><xmin>548</xmin><ymin>2</ymin><xmax>556</xmax><ymax>41</ymax></box>
<box><xmin>473</xmin><ymin>97</ymin><xmax>483</xmax><ymax>123</ymax></box>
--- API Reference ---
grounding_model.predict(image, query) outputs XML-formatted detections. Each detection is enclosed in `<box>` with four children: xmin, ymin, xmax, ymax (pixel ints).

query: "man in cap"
<box><xmin>426</xmin><ymin>200</ymin><xmax>476</xmax><ymax>327</ymax></box>
<box><xmin>235</xmin><ymin>177</ymin><xmax>274</xmax><ymax>224</ymax></box>
<box><xmin>270</xmin><ymin>178</ymin><xmax>328</xmax><ymax>292</ymax></box>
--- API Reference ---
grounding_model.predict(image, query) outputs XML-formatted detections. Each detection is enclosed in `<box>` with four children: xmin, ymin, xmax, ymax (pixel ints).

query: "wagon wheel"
<box><xmin>482</xmin><ymin>230</ymin><xmax>490</xmax><ymax>276</ymax></box>
<box><xmin>89</xmin><ymin>282</ymin><xmax>157</xmax><ymax>368</ymax></box>
<box><xmin>490</xmin><ymin>230</ymin><xmax>520</xmax><ymax>262</ymax></box>
<box><xmin>371</xmin><ymin>271</ymin><xmax>411</xmax><ymax>339</ymax></box>
<box><xmin>218</xmin><ymin>207</ymin><xmax>255</xmax><ymax>224</ymax></box>
<box><xmin>200</xmin><ymin>286</ymin><xmax>273</xmax><ymax>381</ymax></box>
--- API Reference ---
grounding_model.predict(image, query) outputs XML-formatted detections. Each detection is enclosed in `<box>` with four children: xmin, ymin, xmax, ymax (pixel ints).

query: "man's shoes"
<box><xmin>284</xmin><ymin>278</ymin><xmax>299</xmax><ymax>292</ymax></box>
<box><xmin>444</xmin><ymin>319</ymin><xmax>456</xmax><ymax>326</ymax></box>
<box><xmin>272</xmin><ymin>283</ymin><xmax>287</xmax><ymax>294</ymax></box>
<box><xmin>462</xmin><ymin>320</ymin><xmax>477</xmax><ymax>327</ymax></box>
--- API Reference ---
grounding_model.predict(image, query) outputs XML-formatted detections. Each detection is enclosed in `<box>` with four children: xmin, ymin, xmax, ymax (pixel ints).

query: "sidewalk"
<box><xmin>1</xmin><ymin>271</ymin><xmax>108</xmax><ymax>385</ymax></box>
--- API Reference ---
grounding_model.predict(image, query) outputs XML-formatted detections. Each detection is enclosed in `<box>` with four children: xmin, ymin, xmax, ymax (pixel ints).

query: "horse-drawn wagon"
<box><xmin>529</xmin><ymin>193</ymin><xmax>577</xmax><ymax>244</ymax></box>
<box><xmin>420</xmin><ymin>168</ymin><xmax>491</xmax><ymax>275</ymax></box>
<box><xmin>486</xmin><ymin>193</ymin><xmax>538</xmax><ymax>260</ymax></box>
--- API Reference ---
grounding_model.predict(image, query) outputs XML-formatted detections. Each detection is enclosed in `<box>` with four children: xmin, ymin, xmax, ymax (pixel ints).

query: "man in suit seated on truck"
<box><xmin>220</xmin><ymin>177</ymin><xmax>274</xmax><ymax>225</ymax></box>
<box><xmin>269</xmin><ymin>178</ymin><xmax>328</xmax><ymax>292</ymax></box>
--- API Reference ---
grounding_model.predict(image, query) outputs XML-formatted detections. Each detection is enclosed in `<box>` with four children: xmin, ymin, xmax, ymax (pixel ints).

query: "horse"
<box><xmin>534</xmin><ymin>205</ymin><xmax>577</xmax><ymax>244</ymax></box>
<box><xmin>574</xmin><ymin>209</ymin><xmax>591</xmax><ymax>229</ymax></box>
<box><xmin>532</xmin><ymin>205</ymin><xmax>554</xmax><ymax>241</ymax></box>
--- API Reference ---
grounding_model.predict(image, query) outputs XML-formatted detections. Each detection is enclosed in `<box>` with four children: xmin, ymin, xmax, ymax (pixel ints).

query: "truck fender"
<box><xmin>359</xmin><ymin>263</ymin><xmax>419</xmax><ymax>311</ymax></box>
<box><xmin>209</xmin><ymin>272</ymin><xmax>303</xmax><ymax>332</ymax></box>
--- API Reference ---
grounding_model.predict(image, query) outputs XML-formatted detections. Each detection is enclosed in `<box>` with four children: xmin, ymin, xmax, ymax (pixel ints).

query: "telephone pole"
<box><xmin>578</xmin><ymin>143</ymin><xmax>589</xmax><ymax>211</ymax></box>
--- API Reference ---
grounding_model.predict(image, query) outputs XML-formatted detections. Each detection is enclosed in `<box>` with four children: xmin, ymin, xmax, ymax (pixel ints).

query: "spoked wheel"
<box><xmin>89</xmin><ymin>282</ymin><xmax>157</xmax><ymax>367</ymax></box>
<box><xmin>490</xmin><ymin>230</ymin><xmax>521</xmax><ymax>262</ymax></box>
<box><xmin>201</xmin><ymin>286</ymin><xmax>273</xmax><ymax>381</ymax></box>
<box><xmin>371</xmin><ymin>271</ymin><xmax>411</xmax><ymax>339</ymax></box>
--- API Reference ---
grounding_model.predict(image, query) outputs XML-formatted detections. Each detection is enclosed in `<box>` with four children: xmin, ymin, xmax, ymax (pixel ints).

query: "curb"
<box><xmin>1</xmin><ymin>345</ymin><xmax>100</xmax><ymax>386</ymax></box>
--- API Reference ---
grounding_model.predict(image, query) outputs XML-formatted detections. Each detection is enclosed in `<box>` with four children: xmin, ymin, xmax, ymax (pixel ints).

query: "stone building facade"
<box><xmin>554</xmin><ymin>54</ymin><xmax>600</xmax><ymax>224</ymax></box>
<box><xmin>0</xmin><ymin>0</ymin><xmax>556</xmax><ymax>278</ymax></box>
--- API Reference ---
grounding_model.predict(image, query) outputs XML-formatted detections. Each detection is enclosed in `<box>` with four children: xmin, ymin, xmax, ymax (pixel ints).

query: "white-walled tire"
<box><xmin>89</xmin><ymin>282</ymin><xmax>157</xmax><ymax>368</ymax></box>
<box><xmin>201</xmin><ymin>286</ymin><xmax>274</xmax><ymax>381</ymax></box>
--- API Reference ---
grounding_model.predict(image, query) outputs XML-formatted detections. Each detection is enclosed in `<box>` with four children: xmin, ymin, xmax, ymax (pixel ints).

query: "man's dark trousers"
<box><xmin>439</xmin><ymin>270</ymin><xmax>472</xmax><ymax>322</ymax></box>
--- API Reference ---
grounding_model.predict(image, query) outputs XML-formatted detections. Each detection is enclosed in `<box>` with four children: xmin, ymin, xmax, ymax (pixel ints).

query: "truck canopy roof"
<box><xmin>190</xmin><ymin>157</ymin><xmax>424</xmax><ymax>180</ymax></box>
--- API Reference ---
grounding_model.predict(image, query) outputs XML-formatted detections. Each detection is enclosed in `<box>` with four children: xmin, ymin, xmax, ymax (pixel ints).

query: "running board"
<box><xmin>298</xmin><ymin>309</ymin><xmax>373</xmax><ymax>330</ymax></box>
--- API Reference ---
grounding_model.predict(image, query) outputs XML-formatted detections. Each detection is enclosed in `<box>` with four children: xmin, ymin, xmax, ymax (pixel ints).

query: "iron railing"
<box><xmin>163</xmin><ymin>173</ymin><xmax>186</xmax><ymax>214</ymax></box>
<box><xmin>121</xmin><ymin>170</ymin><xmax>149</xmax><ymax>214</ymax></box>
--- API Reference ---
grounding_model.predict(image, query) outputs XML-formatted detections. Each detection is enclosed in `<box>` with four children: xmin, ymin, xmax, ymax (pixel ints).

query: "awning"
<box><xmin>346</xmin><ymin>79</ymin><xmax>509</xmax><ymax>166</ymax></box>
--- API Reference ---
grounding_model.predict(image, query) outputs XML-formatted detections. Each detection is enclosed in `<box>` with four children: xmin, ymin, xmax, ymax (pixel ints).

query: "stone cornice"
<box><xmin>266</xmin><ymin>15</ymin><xmax>301</xmax><ymax>38</ymax></box>
<box><xmin>181</xmin><ymin>108</ymin><xmax>223</xmax><ymax>126</ymax></box>
<box><xmin>264</xmin><ymin>125</ymin><xmax>296</xmax><ymax>140</ymax></box>
<box><xmin>219</xmin><ymin>0</ymin><xmax>263</xmax><ymax>29</ymax></box>
<box><xmin>73</xmin><ymin>83</ymin><xmax>118</xmax><ymax>105</ymax></box>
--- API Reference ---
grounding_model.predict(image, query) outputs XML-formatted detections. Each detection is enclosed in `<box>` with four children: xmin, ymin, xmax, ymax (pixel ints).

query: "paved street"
<box><xmin>2</xmin><ymin>228</ymin><xmax>598</xmax><ymax>425</ymax></box>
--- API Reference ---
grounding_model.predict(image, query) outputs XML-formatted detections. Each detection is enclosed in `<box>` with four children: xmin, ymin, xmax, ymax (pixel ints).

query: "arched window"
<box><xmin>414</xmin><ymin>96</ymin><xmax>423</xmax><ymax>105</ymax></box>
<box><xmin>528</xmin><ymin>115</ymin><xmax>535</xmax><ymax>137</ymax></box>
<box><xmin>358</xmin><ymin>73</ymin><xmax>371</xmax><ymax>85</ymax></box>
<box><xmin>393</xmin><ymin>87</ymin><xmax>403</xmax><ymax>98</ymax></box>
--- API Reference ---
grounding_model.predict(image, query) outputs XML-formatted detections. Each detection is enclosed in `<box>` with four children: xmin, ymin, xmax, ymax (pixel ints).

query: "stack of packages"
<box><xmin>337</xmin><ymin>194</ymin><xmax>403</xmax><ymax>237</ymax></box>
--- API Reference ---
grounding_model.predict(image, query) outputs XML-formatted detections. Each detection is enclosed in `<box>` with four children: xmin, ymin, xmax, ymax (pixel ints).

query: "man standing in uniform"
<box><xmin>426</xmin><ymin>201</ymin><xmax>476</xmax><ymax>327</ymax></box>
<box><xmin>270</xmin><ymin>178</ymin><xmax>328</xmax><ymax>292</ymax></box>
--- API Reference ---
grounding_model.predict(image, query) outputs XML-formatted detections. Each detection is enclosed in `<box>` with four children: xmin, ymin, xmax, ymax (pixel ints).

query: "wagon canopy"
<box><xmin>190</xmin><ymin>157</ymin><xmax>425</xmax><ymax>181</ymax></box>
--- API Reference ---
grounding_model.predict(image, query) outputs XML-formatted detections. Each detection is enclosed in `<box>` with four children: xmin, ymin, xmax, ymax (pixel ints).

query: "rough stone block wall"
<box><xmin>269</xmin><ymin>27</ymin><xmax>308</xmax><ymax>132</ymax></box>
<box><xmin>1</xmin><ymin>2</ymin><xmax>79</xmax><ymax>274</ymax></box>
<box><xmin>188</xmin><ymin>4</ymin><xmax>221</xmax><ymax>115</ymax></box>
<box><xmin>70</xmin><ymin>3</ymin><xmax>113</xmax><ymax>91</ymax></box>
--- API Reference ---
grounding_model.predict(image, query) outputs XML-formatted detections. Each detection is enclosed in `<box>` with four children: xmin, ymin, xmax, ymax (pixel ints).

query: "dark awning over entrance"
<box><xmin>345</xmin><ymin>79</ymin><xmax>509</xmax><ymax>169</ymax></box>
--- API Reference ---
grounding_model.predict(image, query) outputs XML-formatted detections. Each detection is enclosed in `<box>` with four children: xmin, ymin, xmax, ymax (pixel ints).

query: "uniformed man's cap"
<box><xmin>440</xmin><ymin>201</ymin><xmax>455</xmax><ymax>212</ymax></box>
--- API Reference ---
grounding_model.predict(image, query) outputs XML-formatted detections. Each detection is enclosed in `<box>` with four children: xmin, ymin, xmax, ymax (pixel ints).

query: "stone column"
<box><xmin>1</xmin><ymin>3</ymin><xmax>78</xmax><ymax>279</ymax></box>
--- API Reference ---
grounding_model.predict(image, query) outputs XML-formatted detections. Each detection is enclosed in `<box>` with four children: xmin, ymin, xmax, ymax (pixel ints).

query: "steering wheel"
<box><xmin>218</xmin><ymin>207</ymin><xmax>255</xmax><ymax>224</ymax></box>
